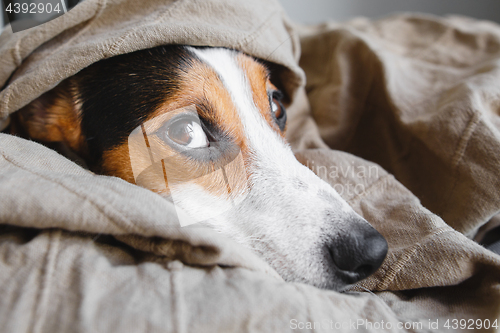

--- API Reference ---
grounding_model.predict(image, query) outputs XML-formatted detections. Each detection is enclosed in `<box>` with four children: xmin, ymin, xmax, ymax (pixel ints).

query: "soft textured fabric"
<box><xmin>1</xmin><ymin>0</ymin><xmax>500</xmax><ymax>331</ymax></box>
<box><xmin>298</xmin><ymin>15</ymin><xmax>500</xmax><ymax>238</ymax></box>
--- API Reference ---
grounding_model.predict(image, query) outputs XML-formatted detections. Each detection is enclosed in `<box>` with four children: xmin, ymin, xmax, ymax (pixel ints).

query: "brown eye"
<box><xmin>271</xmin><ymin>98</ymin><xmax>283</xmax><ymax>119</ymax></box>
<box><xmin>166</xmin><ymin>118</ymin><xmax>209</xmax><ymax>148</ymax></box>
<box><xmin>269</xmin><ymin>91</ymin><xmax>287</xmax><ymax>131</ymax></box>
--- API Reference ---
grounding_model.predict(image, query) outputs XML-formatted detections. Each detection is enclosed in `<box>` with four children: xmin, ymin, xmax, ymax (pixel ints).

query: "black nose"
<box><xmin>328</xmin><ymin>223</ymin><xmax>388</xmax><ymax>283</ymax></box>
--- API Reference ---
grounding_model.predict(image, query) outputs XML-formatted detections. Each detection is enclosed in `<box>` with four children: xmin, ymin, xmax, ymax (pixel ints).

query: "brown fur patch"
<box><xmin>11</xmin><ymin>80</ymin><xmax>88</xmax><ymax>157</ymax></box>
<box><xmin>237</xmin><ymin>53</ymin><xmax>287</xmax><ymax>137</ymax></box>
<box><xmin>101</xmin><ymin>56</ymin><xmax>252</xmax><ymax>200</ymax></box>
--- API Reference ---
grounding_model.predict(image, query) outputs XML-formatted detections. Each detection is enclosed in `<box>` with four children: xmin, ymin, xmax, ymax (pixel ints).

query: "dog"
<box><xmin>10</xmin><ymin>45</ymin><xmax>388</xmax><ymax>290</ymax></box>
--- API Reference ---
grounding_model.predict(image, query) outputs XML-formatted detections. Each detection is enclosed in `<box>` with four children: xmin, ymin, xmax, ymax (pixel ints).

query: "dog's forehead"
<box><xmin>185</xmin><ymin>47</ymin><xmax>289</xmax><ymax>155</ymax></box>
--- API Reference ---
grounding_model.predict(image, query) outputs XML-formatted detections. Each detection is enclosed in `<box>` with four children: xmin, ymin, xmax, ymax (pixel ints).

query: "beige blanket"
<box><xmin>1</xmin><ymin>0</ymin><xmax>499</xmax><ymax>331</ymax></box>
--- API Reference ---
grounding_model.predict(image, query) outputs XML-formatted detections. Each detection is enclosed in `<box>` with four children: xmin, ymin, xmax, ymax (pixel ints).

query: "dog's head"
<box><xmin>12</xmin><ymin>45</ymin><xmax>387</xmax><ymax>290</ymax></box>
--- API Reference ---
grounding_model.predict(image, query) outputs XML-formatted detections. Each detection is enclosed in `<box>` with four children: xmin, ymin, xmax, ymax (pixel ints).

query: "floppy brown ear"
<box><xmin>12</xmin><ymin>80</ymin><xmax>87</xmax><ymax>157</ymax></box>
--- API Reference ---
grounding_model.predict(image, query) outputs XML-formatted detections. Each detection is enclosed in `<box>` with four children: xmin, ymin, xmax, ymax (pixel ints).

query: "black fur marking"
<box><xmin>75</xmin><ymin>45</ymin><xmax>193</xmax><ymax>165</ymax></box>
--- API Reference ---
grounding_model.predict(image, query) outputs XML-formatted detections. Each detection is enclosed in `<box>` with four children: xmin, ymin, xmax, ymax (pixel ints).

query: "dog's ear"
<box><xmin>12</xmin><ymin>80</ymin><xmax>87</xmax><ymax>156</ymax></box>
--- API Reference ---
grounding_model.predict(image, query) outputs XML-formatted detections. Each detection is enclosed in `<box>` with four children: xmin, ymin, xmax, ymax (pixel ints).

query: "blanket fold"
<box><xmin>298</xmin><ymin>14</ymin><xmax>500</xmax><ymax>237</ymax></box>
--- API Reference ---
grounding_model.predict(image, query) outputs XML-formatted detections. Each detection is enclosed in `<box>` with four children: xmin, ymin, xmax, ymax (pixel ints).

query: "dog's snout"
<box><xmin>328</xmin><ymin>223</ymin><xmax>388</xmax><ymax>283</ymax></box>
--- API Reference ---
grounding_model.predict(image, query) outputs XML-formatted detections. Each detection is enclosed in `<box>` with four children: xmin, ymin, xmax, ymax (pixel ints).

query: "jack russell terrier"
<box><xmin>10</xmin><ymin>45</ymin><xmax>388</xmax><ymax>291</ymax></box>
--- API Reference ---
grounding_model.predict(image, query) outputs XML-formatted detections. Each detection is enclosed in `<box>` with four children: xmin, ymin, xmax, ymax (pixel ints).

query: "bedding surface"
<box><xmin>1</xmin><ymin>0</ymin><xmax>499</xmax><ymax>331</ymax></box>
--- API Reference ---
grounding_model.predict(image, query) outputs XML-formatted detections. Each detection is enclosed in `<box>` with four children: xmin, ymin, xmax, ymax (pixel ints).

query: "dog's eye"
<box><xmin>270</xmin><ymin>91</ymin><xmax>286</xmax><ymax>131</ymax></box>
<box><xmin>166</xmin><ymin>118</ymin><xmax>209</xmax><ymax>148</ymax></box>
<box><xmin>271</xmin><ymin>98</ymin><xmax>283</xmax><ymax>119</ymax></box>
